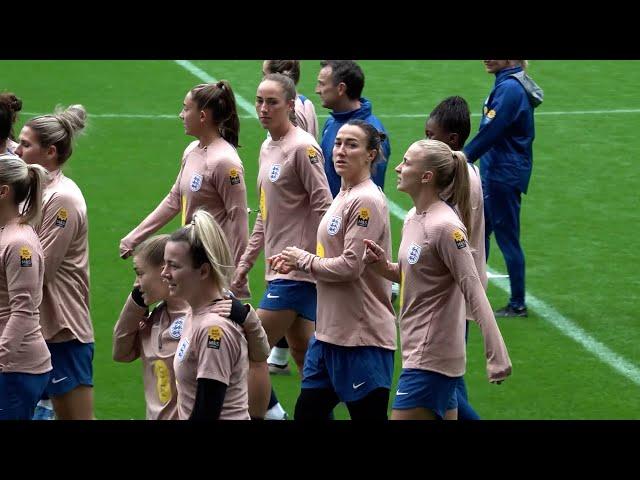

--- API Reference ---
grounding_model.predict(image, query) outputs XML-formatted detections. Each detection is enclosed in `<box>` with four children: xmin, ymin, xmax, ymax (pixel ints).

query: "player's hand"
<box><xmin>363</xmin><ymin>239</ymin><xmax>386</xmax><ymax>264</ymax></box>
<box><xmin>268</xmin><ymin>254</ymin><xmax>293</xmax><ymax>274</ymax></box>
<box><xmin>281</xmin><ymin>246</ymin><xmax>305</xmax><ymax>271</ymax></box>
<box><xmin>231</xmin><ymin>267</ymin><xmax>249</xmax><ymax>295</ymax></box>
<box><xmin>210</xmin><ymin>297</ymin><xmax>232</xmax><ymax>317</ymax></box>
<box><xmin>487</xmin><ymin>361</ymin><xmax>512</xmax><ymax>384</ymax></box>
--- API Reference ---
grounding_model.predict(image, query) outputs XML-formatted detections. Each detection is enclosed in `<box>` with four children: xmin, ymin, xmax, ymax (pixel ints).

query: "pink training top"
<box><xmin>295</xmin><ymin>95</ymin><xmax>319</xmax><ymax>140</ymax></box>
<box><xmin>37</xmin><ymin>169</ymin><xmax>93</xmax><ymax>343</ymax></box>
<box><xmin>0</xmin><ymin>220</ymin><xmax>52</xmax><ymax>373</ymax></box>
<box><xmin>296</xmin><ymin>178</ymin><xmax>396</xmax><ymax>349</ymax></box>
<box><xmin>238</xmin><ymin>126</ymin><xmax>332</xmax><ymax>283</ymax></box>
<box><xmin>173</xmin><ymin>304</ymin><xmax>251</xmax><ymax>420</ymax></box>
<box><xmin>397</xmin><ymin>201</ymin><xmax>510</xmax><ymax>378</ymax></box>
<box><xmin>119</xmin><ymin>138</ymin><xmax>250</xmax><ymax>298</ymax></box>
<box><xmin>113</xmin><ymin>296</ymin><xmax>189</xmax><ymax>420</ymax></box>
<box><xmin>417</xmin><ymin>162</ymin><xmax>488</xmax><ymax>313</ymax></box>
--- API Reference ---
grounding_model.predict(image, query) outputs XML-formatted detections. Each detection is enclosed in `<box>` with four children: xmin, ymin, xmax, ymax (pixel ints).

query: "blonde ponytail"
<box><xmin>449</xmin><ymin>151</ymin><xmax>471</xmax><ymax>241</ymax></box>
<box><xmin>168</xmin><ymin>209</ymin><xmax>235</xmax><ymax>290</ymax></box>
<box><xmin>0</xmin><ymin>154</ymin><xmax>48</xmax><ymax>226</ymax></box>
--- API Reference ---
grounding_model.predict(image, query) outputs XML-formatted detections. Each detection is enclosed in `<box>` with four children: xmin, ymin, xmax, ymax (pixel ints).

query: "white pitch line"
<box><xmin>386</xmin><ymin>198</ymin><xmax>640</xmax><ymax>387</ymax></box>
<box><xmin>173</xmin><ymin>60</ymin><xmax>258</xmax><ymax>119</ymax></box>
<box><xmin>21</xmin><ymin>108</ymin><xmax>640</xmax><ymax>121</ymax></box>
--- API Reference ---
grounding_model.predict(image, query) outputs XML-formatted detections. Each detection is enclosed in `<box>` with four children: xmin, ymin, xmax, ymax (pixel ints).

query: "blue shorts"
<box><xmin>301</xmin><ymin>336</ymin><xmax>394</xmax><ymax>403</ymax></box>
<box><xmin>392</xmin><ymin>368</ymin><xmax>460</xmax><ymax>419</ymax></box>
<box><xmin>0</xmin><ymin>371</ymin><xmax>51</xmax><ymax>420</ymax></box>
<box><xmin>44</xmin><ymin>340</ymin><xmax>94</xmax><ymax>397</ymax></box>
<box><xmin>258</xmin><ymin>280</ymin><xmax>317</xmax><ymax>321</ymax></box>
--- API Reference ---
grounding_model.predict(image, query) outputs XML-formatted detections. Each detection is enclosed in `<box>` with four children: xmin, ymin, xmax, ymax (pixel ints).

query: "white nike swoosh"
<box><xmin>51</xmin><ymin>377</ymin><xmax>68</xmax><ymax>384</ymax></box>
<box><xmin>395</xmin><ymin>391</ymin><xmax>409</xmax><ymax>396</ymax></box>
<box><xmin>266</xmin><ymin>293</ymin><xmax>280</xmax><ymax>299</ymax></box>
<box><xmin>352</xmin><ymin>381</ymin><xmax>366</xmax><ymax>389</ymax></box>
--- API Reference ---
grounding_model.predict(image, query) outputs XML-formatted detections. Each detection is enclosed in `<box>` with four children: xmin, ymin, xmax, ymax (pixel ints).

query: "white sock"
<box><xmin>37</xmin><ymin>399</ymin><xmax>54</xmax><ymax>410</ymax></box>
<box><xmin>267</xmin><ymin>347</ymin><xmax>289</xmax><ymax>366</ymax></box>
<box><xmin>265</xmin><ymin>402</ymin><xmax>287</xmax><ymax>420</ymax></box>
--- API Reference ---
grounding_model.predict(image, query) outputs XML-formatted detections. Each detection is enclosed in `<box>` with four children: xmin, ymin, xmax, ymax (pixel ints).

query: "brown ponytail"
<box><xmin>190</xmin><ymin>81</ymin><xmax>241</xmax><ymax>148</ymax></box>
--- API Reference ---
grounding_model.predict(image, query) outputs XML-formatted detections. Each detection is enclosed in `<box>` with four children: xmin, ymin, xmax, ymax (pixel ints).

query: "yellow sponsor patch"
<box><xmin>356</xmin><ymin>207</ymin><xmax>370</xmax><ymax>227</ymax></box>
<box><xmin>452</xmin><ymin>229</ymin><xmax>467</xmax><ymax>249</ymax></box>
<box><xmin>229</xmin><ymin>168</ymin><xmax>241</xmax><ymax>185</ymax></box>
<box><xmin>20</xmin><ymin>246</ymin><xmax>32</xmax><ymax>267</ymax></box>
<box><xmin>486</xmin><ymin>109</ymin><xmax>496</xmax><ymax>119</ymax></box>
<box><xmin>207</xmin><ymin>326</ymin><xmax>222</xmax><ymax>349</ymax></box>
<box><xmin>316</xmin><ymin>242</ymin><xmax>325</xmax><ymax>258</ymax></box>
<box><xmin>259</xmin><ymin>187</ymin><xmax>267</xmax><ymax>222</ymax></box>
<box><xmin>153</xmin><ymin>359</ymin><xmax>172</xmax><ymax>405</ymax></box>
<box><xmin>307</xmin><ymin>146</ymin><xmax>319</xmax><ymax>164</ymax></box>
<box><xmin>55</xmin><ymin>207</ymin><xmax>68</xmax><ymax>227</ymax></box>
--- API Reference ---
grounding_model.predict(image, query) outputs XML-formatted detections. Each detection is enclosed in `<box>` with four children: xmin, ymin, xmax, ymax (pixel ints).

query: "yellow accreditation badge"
<box><xmin>316</xmin><ymin>242</ymin><xmax>325</xmax><ymax>258</ymax></box>
<box><xmin>153</xmin><ymin>359</ymin><xmax>172</xmax><ymax>405</ymax></box>
<box><xmin>259</xmin><ymin>187</ymin><xmax>267</xmax><ymax>222</ymax></box>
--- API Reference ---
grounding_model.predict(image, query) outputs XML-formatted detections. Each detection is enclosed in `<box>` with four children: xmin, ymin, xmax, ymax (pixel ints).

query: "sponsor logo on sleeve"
<box><xmin>453</xmin><ymin>229</ymin><xmax>468</xmax><ymax>249</ymax></box>
<box><xmin>20</xmin><ymin>247</ymin><xmax>32</xmax><ymax>267</ymax></box>
<box><xmin>327</xmin><ymin>216</ymin><xmax>342</xmax><ymax>236</ymax></box>
<box><xmin>407</xmin><ymin>243</ymin><xmax>421</xmax><ymax>265</ymax></box>
<box><xmin>307</xmin><ymin>146</ymin><xmax>319</xmax><ymax>164</ymax></box>
<box><xmin>55</xmin><ymin>208</ymin><xmax>68</xmax><ymax>227</ymax></box>
<box><xmin>269</xmin><ymin>164</ymin><xmax>281</xmax><ymax>183</ymax></box>
<box><xmin>207</xmin><ymin>326</ymin><xmax>222</xmax><ymax>349</ymax></box>
<box><xmin>356</xmin><ymin>208</ymin><xmax>370</xmax><ymax>227</ymax></box>
<box><xmin>229</xmin><ymin>168</ymin><xmax>241</xmax><ymax>185</ymax></box>
<box><xmin>190</xmin><ymin>173</ymin><xmax>203</xmax><ymax>192</ymax></box>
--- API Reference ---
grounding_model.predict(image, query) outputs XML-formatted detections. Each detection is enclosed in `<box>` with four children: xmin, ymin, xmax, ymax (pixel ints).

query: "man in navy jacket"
<box><xmin>315</xmin><ymin>60</ymin><xmax>391</xmax><ymax>198</ymax></box>
<box><xmin>464</xmin><ymin>60</ymin><xmax>544</xmax><ymax>317</ymax></box>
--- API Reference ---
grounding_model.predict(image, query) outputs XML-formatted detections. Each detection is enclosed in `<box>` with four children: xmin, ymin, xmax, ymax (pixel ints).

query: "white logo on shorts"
<box><xmin>51</xmin><ymin>376</ymin><xmax>68</xmax><ymax>384</ymax></box>
<box><xmin>266</xmin><ymin>293</ymin><xmax>280</xmax><ymax>299</ymax></box>
<box><xmin>352</xmin><ymin>381</ymin><xmax>366</xmax><ymax>389</ymax></box>
<box><xmin>327</xmin><ymin>215</ymin><xmax>342</xmax><ymax>236</ymax></box>
<box><xmin>177</xmin><ymin>338</ymin><xmax>190</xmax><ymax>362</ymax></box>
<box><xmin>269</xmin><ymin>164</ymin><xmax>281</xmax><ymax>183</ymax></box>
<box><xmin>407</xmin><ymin>243</ymin><xmax>421</xmax><ymax>265</ymax></box>
<box><xmin>169</xmin><ymin>317</ymin><xmax>185</xmax><ymax>339</ymax></box>
<box><xmin>395</xmin><ymin>390</ymin><xmax>409</xmax><ymax>396</ymax></box>
<box><xmin>190</xmin><ymin>173</ymin><xmax>203</xmax><ymax>192</ymax></box>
